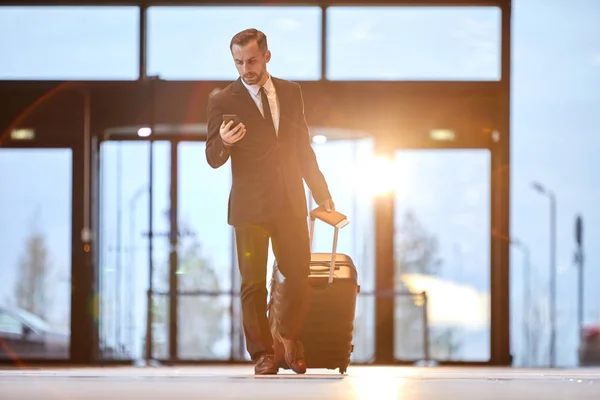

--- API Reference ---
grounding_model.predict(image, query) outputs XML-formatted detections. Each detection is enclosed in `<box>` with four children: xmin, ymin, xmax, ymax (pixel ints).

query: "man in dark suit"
<box><xmin>205</xmin><ymin>28</ymin><xmax>334</xmax><ymax>375</ymax></box>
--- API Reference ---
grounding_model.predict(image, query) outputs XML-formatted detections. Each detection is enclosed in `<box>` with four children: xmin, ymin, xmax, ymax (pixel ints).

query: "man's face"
<box><xmin>231</xmin><ymin>40</ymin><xmax>271</xmax><ymax>86</ymax></box>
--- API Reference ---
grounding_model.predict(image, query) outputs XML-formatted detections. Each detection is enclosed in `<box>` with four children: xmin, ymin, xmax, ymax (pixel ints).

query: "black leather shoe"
<box><xmin>254</xmin><ymin>354</ymin><xmax>278</xmax><ymax>375</ymax></box>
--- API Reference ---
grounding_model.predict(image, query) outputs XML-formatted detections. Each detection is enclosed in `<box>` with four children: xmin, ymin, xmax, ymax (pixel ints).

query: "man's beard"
<box><xmin>243</xmin><ymin>71</ymin><xmax>262</xmax><ymax>85</ymax></box>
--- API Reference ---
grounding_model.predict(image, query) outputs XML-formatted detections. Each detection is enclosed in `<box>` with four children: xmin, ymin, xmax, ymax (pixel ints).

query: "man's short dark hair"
<box><xmin>230</xmin><ymin>28</ymin><xmax>268</xmax><ymax>53</ymax></box>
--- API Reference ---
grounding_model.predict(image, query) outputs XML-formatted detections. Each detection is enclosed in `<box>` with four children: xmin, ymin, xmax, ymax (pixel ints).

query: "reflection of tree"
<box><xmin>14</xmin><ymin>209</ymin><xmax>54</xmax><ymax>321</ymax></box>
<box><xmin>394</xmin><ymin>210</ymin><xmax>462</xmax><ymax>360</ymax></box>
<box><xmin>150</xmin><ymin>215</ymin><xmax>227</xmax><ymax>358</ymax></box>
<box><xmin>430</xmin><ymin>327</ymin><xmax>462</xmax><ymax>360</ymax></box>
<box><xmin>178</xmin><ymin>228</ymin><xmax>227</xmax><ymax>358</ymax></box>
<box><xmin>525</xmin><ymin>288</ymin><xmax>549</xmax><ymax>367</ymax></box>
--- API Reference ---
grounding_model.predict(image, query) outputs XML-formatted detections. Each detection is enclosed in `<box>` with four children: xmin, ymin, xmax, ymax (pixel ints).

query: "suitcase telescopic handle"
<box><xmin>309</xmin><ymin>212</ymin><xmax>345</xmax><ymax>284</ymax></box>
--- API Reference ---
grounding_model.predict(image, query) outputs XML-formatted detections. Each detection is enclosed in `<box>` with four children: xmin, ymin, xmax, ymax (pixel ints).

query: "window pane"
<box><xmin>0</xmin><ymin>149</ymin><xmax>72</xmax><ymax>359</ymax></box>
<box><xmin>393</xmin><ymin>149</ymin><xmax>491</xmax><ymax>362</ymax></box>
<box><xmin>327</xmin><ymin>6</ymin><xmax>501</xmax><ymax>81</ymax></box>
<box><xmin>148</xmin><ymin>6</ymin><xmax>321</xmax><ymax>80</ymax></box>
<box><xmin>0</xmin><ymin>6</ymin><xmax>139</xmax><ymax>80</ymax></box>
<box><xmin>510</xmin><ymin>0</ymin><xmax>600</xmax><ymax>368</ymax></box>
<box><xmin>177</xmin><ymin>142</ymin><xmax>233</xmax><ymax>360</ymax></box>
<box><xmin>97</xmin><ymin>141</ymin><xmax>171</xmax><ymax>360</ymax></box>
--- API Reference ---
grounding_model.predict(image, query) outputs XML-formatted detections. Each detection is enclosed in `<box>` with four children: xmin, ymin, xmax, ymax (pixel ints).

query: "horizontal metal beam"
<box><xmin>0</xmin><ymin>0</ymin><xmax>508</xmax><ymax>8</ymax></box>
<box><xmin>0</xmin><ymin>79</ymin><xmax>503</xmax><ymax>153</ymax></box>
<box><xmin>0</xmin><ymin>79</ymin><xmax>504</xmax><ymax>90</ymax></box>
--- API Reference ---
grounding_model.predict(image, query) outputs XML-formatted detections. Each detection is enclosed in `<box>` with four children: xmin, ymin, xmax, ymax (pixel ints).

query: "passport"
<box><xmin>310</xmin><ymin>206</ymin><xmax>349</xmax><ymax>229</ymax></box>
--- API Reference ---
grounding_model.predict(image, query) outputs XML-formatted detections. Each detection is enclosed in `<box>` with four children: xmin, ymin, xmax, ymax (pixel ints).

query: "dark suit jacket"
<box><xmin>206</xmin><ymin>76</ymin><xmax>331</xmax><ymax>226</ymax></box>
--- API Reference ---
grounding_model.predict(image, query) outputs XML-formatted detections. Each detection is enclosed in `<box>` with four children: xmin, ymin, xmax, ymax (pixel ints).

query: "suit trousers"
<box><xmin>234</xmin><ymin>196</ymin><xmax>311</xmax><ymax>362</ymax></box>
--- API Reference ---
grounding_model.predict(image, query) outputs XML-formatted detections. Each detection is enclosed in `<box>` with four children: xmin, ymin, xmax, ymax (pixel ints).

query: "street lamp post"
<box><xmin>531</xmin><ymin>181</ymin><xmax>557</xmax><ymax>368</ymax></box>
<box><xmin>574</xmin><ymin>215</ymin><xmax>585</xmax><ymax>351</ymax></box>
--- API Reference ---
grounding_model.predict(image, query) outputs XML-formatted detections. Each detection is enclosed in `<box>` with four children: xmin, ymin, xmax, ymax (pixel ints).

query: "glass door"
<box><xmin>96</xmin><ymin>137</ymin><xmax>379</xmax><ymax>362</ymax></box>
<box><xmin>393</xmin><ymin>149</ymin><xmax>492</xmax><ymax>362</ymax></box>
<box><xmin>97</xmin><ymin>140</ymin><xmax>172</xmax><ymax>361</ymax></box>
<box><xmin>97</xmin><ymin>138</ymin><xmax>243</xmax><ymax>362</ymax></box>
<box><xmin>175</xmin><ymin>141</ymin><xmax>237</xmax><ymax>361</ymax></box>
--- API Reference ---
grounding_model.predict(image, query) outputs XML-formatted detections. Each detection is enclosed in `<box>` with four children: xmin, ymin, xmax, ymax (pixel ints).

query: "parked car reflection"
<box><xmin>579</xmin><ymin>324</ymin><xmax>600</xmax><ymax>366</ymax></box>
<box><xmin>0</xmin><ymin>305</ymin><xmax>69</xmax><ymax>359</ymax></box>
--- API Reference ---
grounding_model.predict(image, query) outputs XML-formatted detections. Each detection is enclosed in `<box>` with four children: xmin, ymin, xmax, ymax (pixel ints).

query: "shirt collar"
<box><xmin>241</xmin><ymin>73</ymin><xmax>274</xmax><ymax>96</ymax></box>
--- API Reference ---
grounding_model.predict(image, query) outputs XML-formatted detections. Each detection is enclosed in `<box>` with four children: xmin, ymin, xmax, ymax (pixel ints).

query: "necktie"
<box><xmin>260</xmin><ymin>86</ymin><xmax>276</xmax><ymax>134</ymax></box>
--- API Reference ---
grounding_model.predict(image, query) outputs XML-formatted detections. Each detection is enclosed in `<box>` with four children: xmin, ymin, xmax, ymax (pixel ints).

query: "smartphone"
<box><xmin>222</xmin><ymin>114</ymin><xmax>241</xmax><ymax>126</ymax></box>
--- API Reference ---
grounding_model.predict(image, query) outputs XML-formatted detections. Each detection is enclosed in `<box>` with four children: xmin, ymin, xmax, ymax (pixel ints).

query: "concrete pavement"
<box><xmin>1</xmin><ymin>365</ymin><xmax>599</xmax><ymax>399</ymax></box>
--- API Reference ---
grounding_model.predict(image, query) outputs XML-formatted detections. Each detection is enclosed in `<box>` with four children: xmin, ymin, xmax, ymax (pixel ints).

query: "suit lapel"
<box><xmin>231</xmin><ymin>78</ymin><xmax>264</xmax><ymax>123</ymax></box>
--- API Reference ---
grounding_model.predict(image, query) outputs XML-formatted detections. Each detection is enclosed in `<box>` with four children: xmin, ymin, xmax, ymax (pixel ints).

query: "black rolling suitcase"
<box><xmin>269</xmin><ymin>207</ymin><xmax>359</xmax><ymax>374</ymax></box>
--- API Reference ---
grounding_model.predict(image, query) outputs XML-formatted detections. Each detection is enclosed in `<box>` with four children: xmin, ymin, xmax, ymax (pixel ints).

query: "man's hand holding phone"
<box><xmin>220</xmin><ymin>115</ymin><xmax>246</xmax><ymax>146</ymax></box>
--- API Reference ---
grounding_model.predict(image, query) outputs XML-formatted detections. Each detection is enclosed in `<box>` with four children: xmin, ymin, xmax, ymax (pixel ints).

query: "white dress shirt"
<box><xmin>241</xmin><ymin>74</ymin><xmax>280</xmax><ymax>135</ymax></box>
